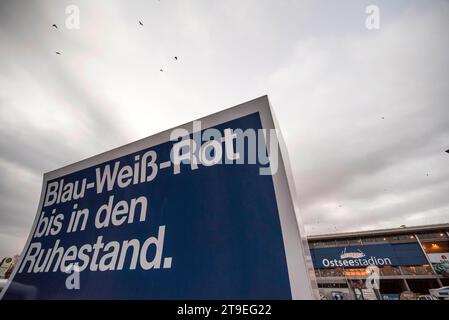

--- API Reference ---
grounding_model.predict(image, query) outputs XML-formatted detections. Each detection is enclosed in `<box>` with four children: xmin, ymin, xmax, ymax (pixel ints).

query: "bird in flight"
<box><xmin>139</xmin><ymin>21</ymin><xmax>143</xmax><ymax>26</ymax></box>
<box><xmin>446</xmin><ymin>149</ymin><xmax>449</xmax><ymax>154</ymax></box>
<box><xmin>174</xmin><ymin>56</ymin><xmax>178</xmax><ymax>60</ymax></box>
<box><xmin>52</xmin><ymin>24</ymin><xmax>58</xmax><ymax>29</ymax></box>
<box><xmin>160</xmin><ymin>69</ymin><xmax>164</xmax><ymax>72</ymax></box>
<box><xmin>55</xmin><ymin>51</ymin><xmax>61</xmax><ymax>55</ymax></box>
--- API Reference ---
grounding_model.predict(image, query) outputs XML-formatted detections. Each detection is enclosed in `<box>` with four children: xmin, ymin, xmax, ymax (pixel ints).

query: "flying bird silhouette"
<box><xmin>160</xmin><ymin>69</ymin><xmax>164</xmax><ymax>72</ymax></box>
<box><xmin>55</xmin><ymin>52</ymin><xmax>61</xmax><ymax>55</ymax></box>
<box><xmin>446</xmin><ymin>149</ymin><xmax>449</xmax><ymax>154</ymax></box>
<box><xmin>52</xmin><ymin>24</ymin><xmax>58</xmax><ymax>29</ymax></box>
<box><xmin>139</xmin><ymin>21</ymin><xmax>143</xmax><ymax>26</ymax></box>
<box><xmin>174</xmin><ymin>56</ymin><xmax>178</xmax><ymax>60</ymax></box>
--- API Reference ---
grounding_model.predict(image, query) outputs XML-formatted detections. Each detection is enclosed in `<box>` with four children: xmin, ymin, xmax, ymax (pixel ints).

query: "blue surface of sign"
<box><xmin>311</xmin><ymin>243</ymin><xmax>428</xmax><ymax>268</ymax></box>
<box><xmin>2</xmin><ymin>111</ymin><xmax>295</xmax><ymax>299</ymax></box>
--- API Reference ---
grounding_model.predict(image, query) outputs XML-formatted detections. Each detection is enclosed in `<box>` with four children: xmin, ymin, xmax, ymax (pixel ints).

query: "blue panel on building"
<box><xmin>311</xmin><ymin>243</ymin><xmax>428</xmax><ymax>268</ymax></box>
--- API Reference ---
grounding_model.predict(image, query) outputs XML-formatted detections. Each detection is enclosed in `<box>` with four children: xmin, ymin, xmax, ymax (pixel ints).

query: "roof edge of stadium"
<box><xmin>307</xmin><ymin>223</ymin><xmax>449</xmax><ymax>241</ymax></box>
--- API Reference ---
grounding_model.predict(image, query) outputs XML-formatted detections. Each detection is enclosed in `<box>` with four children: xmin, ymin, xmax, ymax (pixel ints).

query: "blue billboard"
<box><xmin>1</xmin><ymin>96</ymin><xmax>316</xmax><ymax>300</ymax></box>
<box><xmin>311</xmin><ymin>243</ymin><xmax>428</xmax><ymax>269</ymax></box>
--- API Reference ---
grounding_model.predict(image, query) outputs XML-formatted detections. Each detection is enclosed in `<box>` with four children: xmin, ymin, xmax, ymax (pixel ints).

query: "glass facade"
<box><xmin>314</xmin><ymin>265</ymin><xmax>433</xmax><ymax>278</ymax></box>
<box><xmin>310</xmin><ymin>233</ymin><xmax>421</xmax><ymax>249</ymax></box>
<box><xmin>317</xmin><ymin>283</ymin><xmax>348</xmax><ymax>289</ymax></box>
<box><xmin>400</xmin><ymin>265</ymin><xmax>434</xmax><ymax>276</ymax></box>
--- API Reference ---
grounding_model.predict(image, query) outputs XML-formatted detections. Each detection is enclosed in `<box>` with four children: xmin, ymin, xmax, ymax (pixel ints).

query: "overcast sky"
<box><xmin>0</xmin><ymin>0</ymin><xmax>448</xmax><ymax>258</ymax></box>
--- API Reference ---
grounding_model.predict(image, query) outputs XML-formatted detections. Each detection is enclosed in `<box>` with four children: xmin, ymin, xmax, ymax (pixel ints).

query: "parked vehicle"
<box><xmin>429</xmin><ymin>286</ymin><xmax>449</xmax><ymax>300</ymax></box>
<box><xmin>417</xmin><ymin>294</ymin><xmax>438</xmax><ymax>300</ymax></box>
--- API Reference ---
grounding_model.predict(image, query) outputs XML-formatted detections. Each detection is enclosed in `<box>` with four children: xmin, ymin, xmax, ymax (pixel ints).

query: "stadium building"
<box><xmin>308</xmin><ymin>223</ymin><xmax>449</xmax><ymax>300</ymax></box>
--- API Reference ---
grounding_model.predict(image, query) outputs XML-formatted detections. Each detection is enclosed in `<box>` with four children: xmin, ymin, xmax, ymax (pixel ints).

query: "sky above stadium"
<box><xmin>0</xmin><ymin>0</ymin><xmax>448</xmax><ymax>257</ymax></box>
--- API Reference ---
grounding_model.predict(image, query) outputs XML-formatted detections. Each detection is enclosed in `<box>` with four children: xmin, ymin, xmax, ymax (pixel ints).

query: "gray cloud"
<box><xmin>265</xmin><ymin>1</ymin><xmax>449</xmax><ymax>234</ymax></box>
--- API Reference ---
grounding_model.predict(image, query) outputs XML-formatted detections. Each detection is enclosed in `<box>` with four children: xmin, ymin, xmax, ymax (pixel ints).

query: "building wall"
<box><xmin>307</xmin><ymin>225</ymin><xmax>449</xmax><ymax>300</ymax></box>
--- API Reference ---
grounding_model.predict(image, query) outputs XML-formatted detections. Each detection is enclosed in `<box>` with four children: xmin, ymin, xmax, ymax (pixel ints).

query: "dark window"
<box><xmin>418</xmin><ymin>232</ymin><xmax>449</xmax><ymax>241</ymax></box>
<box><xmin>379</xmin><ymin>266</ymin><xmax>402</xmax><ymax>276</ymax></box>
<box><xmin>363</xmin><ymin>237</ymin><xmax>388</xmax><ymax>244</ymax></box>
<box><xmin>388</xmin><ymin>234</ymin><xmax>416</xmax><ymax>242</ymax></box>
<box><xmin>318</xmin><ymin>283</ymin><xmax>348</xmax><ymax>288</ymax></box>
<box><xmin>400</xmin><ymin>265</ymin><xmax>434</xmax><ymax>276</ymax></box>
